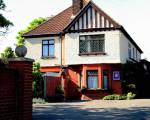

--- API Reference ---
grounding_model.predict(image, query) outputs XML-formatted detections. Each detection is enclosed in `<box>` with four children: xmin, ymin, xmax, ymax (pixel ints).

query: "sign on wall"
<box><xmin>113</xmin><ymin>71</ymin><xmax>120</xmax><ymax>80</ymax></box>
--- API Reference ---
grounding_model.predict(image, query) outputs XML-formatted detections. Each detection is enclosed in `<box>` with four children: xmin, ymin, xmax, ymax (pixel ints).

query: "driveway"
<box><xmin>33</xmin><ymin>99</ymin><xmax>150</xmax><ymax>120</ymax></box>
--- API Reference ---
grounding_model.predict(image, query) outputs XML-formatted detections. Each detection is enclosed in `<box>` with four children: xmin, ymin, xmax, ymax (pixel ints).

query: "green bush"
<box><xmin>103</xmin><ymin>93</ymin><xmax>136</xmax><ymax>100</ymax></box>
<box><xmin>103</xmin><ymin>94</ymin><xmax>127</xmax><ymax>100</ymax></box>
<box><xmin>118</xmin><ymin>95</ymin><xmax>127</xmax><ymax>100</ymax></box>
<box><xmin>32</xmin><ymin>98</ymin><xmax>47</xmax><ymax>104</ymax></box>
<box><xmin>103</xmin><ymin>94</ymin><xmax>121</xmax><ymax>100</ymax></box>
<box><xmin>127</xmin><ymin>84</ymin><xmax>136</xmax><ymax>89</ymax></box>
<box><xmin>127</xmin><ymin>92</ymin><xmax>136</xmax><ymax>100</ymax></box>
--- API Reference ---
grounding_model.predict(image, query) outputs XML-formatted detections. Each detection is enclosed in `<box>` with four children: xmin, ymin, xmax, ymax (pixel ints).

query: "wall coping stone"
<box><xmin>8</xmin><ymin>57</ymin><xmax>34</xmax><ymax>62</ymax></box>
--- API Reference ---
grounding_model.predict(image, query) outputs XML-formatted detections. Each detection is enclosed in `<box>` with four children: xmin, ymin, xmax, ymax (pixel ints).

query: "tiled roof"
<box><xmin>23</xmin><ymin>7</ymin><xmax>73</xmax><ymax>37</ymax></box>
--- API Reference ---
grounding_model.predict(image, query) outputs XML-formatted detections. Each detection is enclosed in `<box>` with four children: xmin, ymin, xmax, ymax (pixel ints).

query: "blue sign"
<box><xmin>113</xmin><ymin>71</ymin><xmax>120</xmax><ymax>80</ymax></box>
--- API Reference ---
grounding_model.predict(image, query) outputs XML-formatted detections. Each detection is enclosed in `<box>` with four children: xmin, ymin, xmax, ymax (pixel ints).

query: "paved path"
<box><xmin>33</xmin><ymin>99</ymin><xmax>150</xmax><ymax>120</ymax></box>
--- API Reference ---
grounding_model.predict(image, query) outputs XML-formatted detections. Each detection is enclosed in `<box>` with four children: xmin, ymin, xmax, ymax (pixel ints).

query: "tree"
<box><xmin>1</xmin><ymin>47</ymin><xmax>15</xmax><ymax>63</ymax></box>
<box><xmin>33</xmin><ymin>62</ymin><xmax>42</xmax><ymax>78</ymax></box>
<box><xmin>32</xmin><ymin>62</ymin><xmax>44</xmax><ymax>98</ymax></box>
<box><xmin>16</xmin><ymin>17</ymin><xmax>46</xmax><ymax>46</ymax></box>
<box><xmin>0</xmin><ymin>0</ymin><xmax>13</xmax><ymax>35</ymax></box>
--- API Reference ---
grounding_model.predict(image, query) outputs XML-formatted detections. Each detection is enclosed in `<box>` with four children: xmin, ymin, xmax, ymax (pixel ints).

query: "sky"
<box><xmin>0</xmin><ymin>0</ymin><xmax>150</xmax><ymax>60</ymax></box>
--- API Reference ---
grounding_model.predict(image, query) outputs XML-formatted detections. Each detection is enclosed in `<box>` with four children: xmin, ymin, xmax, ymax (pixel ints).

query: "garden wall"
<box><xmin>0</xmin><ymin>58</ymin><xmax>33</xmax><ymax>120</ymax></box>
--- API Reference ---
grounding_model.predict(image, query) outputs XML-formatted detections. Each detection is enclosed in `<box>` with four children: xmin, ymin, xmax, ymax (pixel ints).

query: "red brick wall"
<box><xmin>0</xmin><ymin>68</ymin><xmax>17</xmax><ymax>120</ymax></box>
<box><xmin>0</xmin><ymin>58</ymin><xmax>33</xmax><ymax>120</ymax></box>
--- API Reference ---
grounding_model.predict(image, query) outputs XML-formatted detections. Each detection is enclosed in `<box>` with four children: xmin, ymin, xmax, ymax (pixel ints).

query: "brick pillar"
<box><xmin>9</xmin><ymin>58</ymin><xmax>34</xmax><ymax>120</ymax></box>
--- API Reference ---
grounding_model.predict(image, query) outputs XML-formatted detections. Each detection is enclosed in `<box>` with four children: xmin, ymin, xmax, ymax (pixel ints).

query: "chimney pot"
<box><xmin>72</xmin><ymin>0</ymin><xmax>90</xmax><ymax>16</ymax></box>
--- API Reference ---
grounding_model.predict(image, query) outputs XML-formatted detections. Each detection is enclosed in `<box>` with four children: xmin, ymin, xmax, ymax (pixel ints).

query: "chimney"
<box><xmin>72</xmin><ymin>0</ymin><xmax>90</xmax><ymax>16</ymax></box>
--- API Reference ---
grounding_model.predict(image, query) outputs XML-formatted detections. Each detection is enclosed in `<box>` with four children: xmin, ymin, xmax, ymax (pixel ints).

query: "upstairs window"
<box><xmin>42</xmin><ymin>39</ymin><xmax>55</xmax><ymax>58</ymax></box>
<box><xmin>128</xmin><ymin>43</ymin><xmax>131</xmax><ymax>58</ymax></box>
<box><xmin>79</xmin><ymin>34</ymin><xmax>105</xmax><ymax>55</ymax></box>
<box><xmin>133</xmin><ymin>48</ymin><xmax>135</xmax><ymax>59</ymax></box>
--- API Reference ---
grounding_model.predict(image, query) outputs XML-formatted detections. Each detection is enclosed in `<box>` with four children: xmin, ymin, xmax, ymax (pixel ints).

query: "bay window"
<box><xmin>79</xmin><ymin>34</ymin><xmax>105</xmax><ymax>55</ymax></box>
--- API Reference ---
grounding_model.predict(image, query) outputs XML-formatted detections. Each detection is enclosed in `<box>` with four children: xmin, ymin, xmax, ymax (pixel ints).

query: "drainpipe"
<box><xmin>59</xmin><ymin>32</ymin><xmax>66</xmax><ymax>99</ymax></box>
<box><xmin>59</xmin><ymin>32</ymin><xmax>63</xmax><ymax>66</ymax></box>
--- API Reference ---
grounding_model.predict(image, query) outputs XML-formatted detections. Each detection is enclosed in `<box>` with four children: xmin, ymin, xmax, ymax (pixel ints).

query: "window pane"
<box><xmin>80</xmin><ymin>36</ymin><xmax>86</xmax><ymax>40</ymax></box>
<box><xmin>43</xmin><ymin>41</ymin><xmax>48</xmax><ymax>44</ymax></box>
<box><xmin>80</xmin><ymin>40</ymin><xmax>88</xmax><ymax>53</ymax></box>
<box><xmin>133</xmin><ymin>48</ymin><xmax>135</xmax><ymax>59</ymax></box>
<box><xmin>49</xmin><ymin>45</ymin><xmax>54</xmax><ymax>56</ymax></box>
<box><xmin>88</xmin><ymin>76</ymin><xmax>98</xmax><ymax>89</ymax></box>
<box><xmin>88</xmin><ymin>71</ymin><xmax>98</xmax><ymax>75</ymax></box>
<box><xmin>89</xmin><ymin>35</ymin><xmax>104</xmax><ymax>40</ymax></box>
<box><xmin>87</xmin><ymin>71</ymin><xmax>98</xmax><ymax>89</ymax></box>
<box><xmin>43</xmin><ymin>45</ymin><xmax>48</xmax><ymax>56</ymax></box>
<box><xmin>103</xmin><ymin>70</ymin><xmax>109</xmax><ymax>90</ymax></box>
<box><xmin>79</xmin><ymin>71</ymin><xmax>82</xmax><ymax>88</ymax></box>
<box><xmin>49</xmin><ymin>40</ymin><xmax>54</xmax><ymax>44</ymax></box>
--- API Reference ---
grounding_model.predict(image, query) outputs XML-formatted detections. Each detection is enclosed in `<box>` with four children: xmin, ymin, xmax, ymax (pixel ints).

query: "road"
<box><xmin>33</xmin><ymin>99</ymin><xmax>150</xmax><ymax>120</ymax></box>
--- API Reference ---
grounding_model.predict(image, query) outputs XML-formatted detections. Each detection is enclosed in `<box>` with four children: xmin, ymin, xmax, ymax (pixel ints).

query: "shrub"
<box><xmin>127</xmin><ymin>84</ymin><xmax>136</xmax><ymax>89</ymax></box>
<box><xmin>127</xmin><ymin>92</ymin><xmax>136</xmax><ymax>100</ymax></box>
<box><xmin>103</xmin><ymin>93</ymin><xmax>136</xmax><ymax>100</ymax></box>
<box><xmin>118</xmin><ymin>95</ymin><xmax>127</xmax><ymax>100</ymax></box>
<box><xmin>54</xmin><ymin>85</ymin><xmax>64</xmax><ymax>102</ymax></box>
<box><xmin>103</xmin><ymin>94</ymin><xmax>127</xmax><ymax>100</ymax></box>
<box><xmin>55</xmin><ymin>85</ymin><xmax>64</xmax><ymax>94</ymax></box>
<box><xmin>103</xmin><ymin>94</ymin><xmax>120</xmax><ymax>100</ymax></box>
<box><xmin>32</xmin><ymin>98</ymin><xmax>47</xmax><ymax>104</ymax></box>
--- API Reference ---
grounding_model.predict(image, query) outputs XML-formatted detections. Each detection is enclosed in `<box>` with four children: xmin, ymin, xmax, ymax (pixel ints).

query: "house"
<box><xmin>24</xmin><ymin>0</ymin><xmax>143</xmax><ymax>100</ymax></box>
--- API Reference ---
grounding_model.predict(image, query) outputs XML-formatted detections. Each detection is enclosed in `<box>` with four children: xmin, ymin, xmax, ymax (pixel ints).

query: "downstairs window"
<box><xmin>87</xmin><ymin>70</ymin><xmax>98</xmax><ymax>89</ymax></box>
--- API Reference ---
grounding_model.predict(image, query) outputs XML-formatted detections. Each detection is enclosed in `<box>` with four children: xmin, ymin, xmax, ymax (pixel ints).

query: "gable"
<box><xmin>64</xmin><ymin>2</ymin><xmax>120</xmax><ymax>32</ymax></box>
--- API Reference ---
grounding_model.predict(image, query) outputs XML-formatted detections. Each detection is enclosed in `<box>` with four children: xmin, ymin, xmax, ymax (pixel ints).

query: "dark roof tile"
<box><xmin>23</xmin><ymin>7</ymin><xmax>73</xmax><ymax>37</ymax></box>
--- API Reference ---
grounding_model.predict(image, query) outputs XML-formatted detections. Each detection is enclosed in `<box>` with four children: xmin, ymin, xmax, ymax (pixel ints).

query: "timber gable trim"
<box><xmin>64</xmin><ymin>1</ymin><xmax>120</xmax><ymax>32</ymax></box>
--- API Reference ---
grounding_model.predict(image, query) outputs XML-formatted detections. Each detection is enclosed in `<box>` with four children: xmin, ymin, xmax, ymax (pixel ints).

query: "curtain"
<box><xmin>88</xmin><ymin>76</ymin><xmax>98</xmax><ymax>89</ymax></box>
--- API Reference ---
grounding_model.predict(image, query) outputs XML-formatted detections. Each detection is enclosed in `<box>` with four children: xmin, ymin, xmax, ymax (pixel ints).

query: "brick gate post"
<box><xmin>9</xmin><ymin>58</ymin><xmax>34</xmax><ymax>120</ymax></box>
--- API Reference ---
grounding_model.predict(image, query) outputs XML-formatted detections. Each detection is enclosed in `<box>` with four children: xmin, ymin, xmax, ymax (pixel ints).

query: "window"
<box><xmin>133</xmin><ymin>48</ymin><xmax>135</xmax><ymax>59</ymax></box>
<box><xmin>128</xmin><ymin>43</ymin><xmax>131</xmax><ymax>58</ymax></box>
<box><xmin>79</xmin><ymin>34</ymin><xmax>105</xmax><ymax>55</ymax></box>
<box><xmin>79</xmin><ymin>71</ymin><xmax>82</xmax><ymax>88</ymax></box>
<box><xmin>42</xmin><ymin>39</ymin><xmax>54</xmax><ymax>57</ymax></box>
<box><xmin>136</xmin><ymin>50</ymin><xmax>138</xmax><ymax>60</ymax></box>
<box><xmin>87</xmin><ymin>70</ymin><xmax>98</xmax><ymax>89</ymax></box>
<box><xmin>103</xmin><ymin>70</ymin><xmax>109</xmax><ymax>90</ymax></box>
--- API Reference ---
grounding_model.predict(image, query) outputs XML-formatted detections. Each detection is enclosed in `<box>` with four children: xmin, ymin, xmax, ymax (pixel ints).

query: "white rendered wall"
<box><xmin>25</xmin><ymin>36</ymin><xmax>61</xmax><ymax>67</ymax></box>
<box><xmin>120</xmin><ymin>32</ymin><xmax>141</xmax><ymax>63</ymax></box>
<box><xmin>65</xmin><ymin>30</ymin><xmax>121</xmax><ymax>65</ymax></box>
